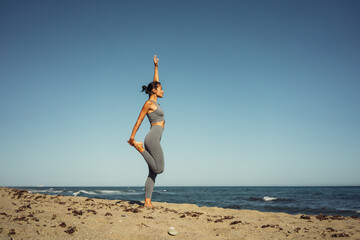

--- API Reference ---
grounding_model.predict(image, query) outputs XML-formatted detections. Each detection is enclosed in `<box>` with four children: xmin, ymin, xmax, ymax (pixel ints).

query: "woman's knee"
<box><xmin>153</xmin><ymin>167</ymin><xmax>164</xmax><ymax>174</ymax></box>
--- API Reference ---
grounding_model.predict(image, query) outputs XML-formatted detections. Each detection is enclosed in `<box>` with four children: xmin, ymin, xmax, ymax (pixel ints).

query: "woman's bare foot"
<box><xmin>133</xmin><ymin>141</ymin><xmax>145</xmax><ymax>153</ymax></box>
<box><xmin>144</xmin><ymin>198</ymin><xmax>154</xmax><ymax>208</ymax></box>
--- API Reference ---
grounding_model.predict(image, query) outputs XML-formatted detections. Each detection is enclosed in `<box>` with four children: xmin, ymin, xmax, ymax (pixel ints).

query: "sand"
<box><xmin>0</xmin><ymin>187</ymin><xmax>359</xmax><ymax>240</ymax></box>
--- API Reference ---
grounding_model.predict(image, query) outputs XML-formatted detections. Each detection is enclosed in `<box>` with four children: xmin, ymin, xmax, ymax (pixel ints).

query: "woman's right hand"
<box><xmin>153</xmin><ymin>55</ymin><xmax>159</xmax><ymax>66</ymax></box>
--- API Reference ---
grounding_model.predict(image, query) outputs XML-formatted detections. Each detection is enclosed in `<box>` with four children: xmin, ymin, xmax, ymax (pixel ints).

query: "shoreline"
<box><xmin>7</xmin><ymin>185</ymin><xmax>360</xmax><ymax>218</ymax></box>
<box><xmin>1</xmin><ymin>187</ymin><xmax>359</xmax><ymax>239</ymax></box>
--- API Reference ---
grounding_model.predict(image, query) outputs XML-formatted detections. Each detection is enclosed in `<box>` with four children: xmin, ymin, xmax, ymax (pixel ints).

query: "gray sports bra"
<box><xmin>147</xmin><ymin>100</ymin><xmax>165</xmax><ymax>125</ymax></box>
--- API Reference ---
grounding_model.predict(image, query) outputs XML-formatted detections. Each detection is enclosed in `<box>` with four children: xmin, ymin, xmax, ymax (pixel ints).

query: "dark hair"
<box><xmin>142</xmin><ymin>82</ymin><xmax>161</xmax><ymax>95</ymax></box>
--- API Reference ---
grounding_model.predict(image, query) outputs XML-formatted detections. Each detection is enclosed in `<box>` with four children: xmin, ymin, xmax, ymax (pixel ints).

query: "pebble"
<box><xmin>168</xmin><ymin>226</ymin><xmax>178</xmax><ymax>236</ymax></box>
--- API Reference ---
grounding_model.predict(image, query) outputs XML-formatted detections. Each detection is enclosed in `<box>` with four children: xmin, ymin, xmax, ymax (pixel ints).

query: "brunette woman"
<box><xmin>128</xmin><ymin>55</ymin><xmax>165</xmax><ymax>208</ymax></box>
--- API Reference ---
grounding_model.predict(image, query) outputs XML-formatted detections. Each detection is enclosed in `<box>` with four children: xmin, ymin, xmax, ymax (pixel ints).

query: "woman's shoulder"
<box><xmin>144</xmin><ymin>100</ymin><xmax>158</xmax><ymax>110</ymax></box>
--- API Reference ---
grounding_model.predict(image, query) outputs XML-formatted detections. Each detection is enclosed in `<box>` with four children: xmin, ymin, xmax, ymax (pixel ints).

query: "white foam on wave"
<box><xmin>97</xmin><ymin>190</ymin><xmax>122</xmax><ymax>194</ymax></box>
<box><xmin>28</xmin><ymin>188</ymin><xmax>63</xmax><ymax>194</ymax></box>
<box><xmin>73</xmin><ymin>190</ymin><xmax>96</xmax><ymax>196</ymax></box>
<box><xmin>263</xmin><ymin>196</ymin><xmax>278</xmax><ymax>202</ymax></box>
<box><xmin>96</xmin><ymin>190</ymin><xmax>137</xmax><ymax>195</ymax></box>
<box><xmin>356</xmin><ymin>210</ymin><xmax>360</xmax><ymax>214</ymax></box>
<box><xmin>28</xmin><ymin>190</ymin><xmax>47</xmax><ymax>193</ymax></box>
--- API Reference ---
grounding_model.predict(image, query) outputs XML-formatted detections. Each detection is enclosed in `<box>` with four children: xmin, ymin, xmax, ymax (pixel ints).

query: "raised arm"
<box><xmin>153</xmin><ymin>55</ymin><xmax>159</xmax><ymax>82</ymax></box>
<box><xmin>128</xmin><ymin>101</ymin><xmax>152</xmax><ymax>146</ymax></box>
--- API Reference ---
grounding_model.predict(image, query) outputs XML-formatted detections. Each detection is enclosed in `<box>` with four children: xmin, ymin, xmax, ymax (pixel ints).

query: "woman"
<box><xmin>127</xmin><ymin>55</ymin><xmax>165</xmax><ymax>208</ymax></box>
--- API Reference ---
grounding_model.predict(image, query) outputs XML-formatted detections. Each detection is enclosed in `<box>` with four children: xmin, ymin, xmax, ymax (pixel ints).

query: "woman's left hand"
<box><xmin>127</xmin><ymin>138</ymin><xmax>135</xmax><ymax>146</ymax></box>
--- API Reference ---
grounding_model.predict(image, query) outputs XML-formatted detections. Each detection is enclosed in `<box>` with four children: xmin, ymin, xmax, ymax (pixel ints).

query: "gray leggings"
<box><xmin>141</xmin><ymin>125</ymin><xmax>164</xmax><ymax>198</ymax></box>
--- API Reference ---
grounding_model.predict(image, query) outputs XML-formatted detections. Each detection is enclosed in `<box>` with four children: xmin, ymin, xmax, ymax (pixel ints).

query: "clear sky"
<box><xmin>1</xmin><ymin>0</ymin><xmax>359</xmax><ymax>187</ymax></box>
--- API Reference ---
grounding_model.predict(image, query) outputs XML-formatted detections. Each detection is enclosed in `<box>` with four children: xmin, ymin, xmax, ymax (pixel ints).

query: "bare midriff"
<box><xmin>151</xmin><ymin>121</ymin><xmax>165</xmax><ymax>129</ymax></box>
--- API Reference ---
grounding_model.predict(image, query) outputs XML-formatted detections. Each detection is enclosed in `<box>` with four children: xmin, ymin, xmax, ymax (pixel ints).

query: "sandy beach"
<box><xmin>0</xmin><ymin>187</ymin><xmax>359</xmax><ymax>239</ymax></box>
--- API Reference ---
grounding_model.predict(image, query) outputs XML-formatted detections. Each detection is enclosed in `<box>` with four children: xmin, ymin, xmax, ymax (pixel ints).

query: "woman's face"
<box><xmin>154</xmin><ymin>84</ymin><xmax>164</xmax><ymax>98</ymax></box>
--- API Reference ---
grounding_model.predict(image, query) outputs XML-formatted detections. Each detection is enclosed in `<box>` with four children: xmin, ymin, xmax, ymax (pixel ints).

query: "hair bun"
<box><xmin>141</xmin><ymin>85</ymin><xmax>149</xmax><ymax>94</ymax></box>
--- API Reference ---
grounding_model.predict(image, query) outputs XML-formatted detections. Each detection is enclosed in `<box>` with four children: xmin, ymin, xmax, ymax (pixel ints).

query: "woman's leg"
<box><xmin>145</xmin><ymin>166</ymin><xmax>157</xmax><ymax>199</ymax></box>
<box><xmin>143</xmin><ymin>126</ymin><xmax>164</xmax><ymax>174</ymax></box>
<box><xmin>142</xmin><ymin>126</ymin><xmax>164</xmax><ymax>206</ymax></box>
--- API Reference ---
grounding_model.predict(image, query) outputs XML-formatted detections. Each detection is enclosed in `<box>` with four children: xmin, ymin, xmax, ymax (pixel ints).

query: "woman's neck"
<box><xmin>149</xmin><ymin>95</ymin><xmax>157</xmax><ymax>102</ymax></box>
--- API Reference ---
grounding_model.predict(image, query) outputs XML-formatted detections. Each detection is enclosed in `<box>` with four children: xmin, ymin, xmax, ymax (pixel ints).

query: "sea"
<box><xmin>11</xmin><ymin>186</ymin><xmax>360</xmax><ymax>217</ymax></box>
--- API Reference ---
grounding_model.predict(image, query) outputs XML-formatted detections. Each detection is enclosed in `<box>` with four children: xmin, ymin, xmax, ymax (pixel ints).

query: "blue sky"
<box><xmin>1</xmin><ymin>0</ymin><xmax>359</xmax><ymax>186</ymax></box>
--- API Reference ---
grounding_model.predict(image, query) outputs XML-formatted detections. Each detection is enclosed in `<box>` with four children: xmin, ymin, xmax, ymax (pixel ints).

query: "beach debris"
<box><xmin>85</xmin><ymin>198</ymin><xmax>94</xmax><ymax>202</ymax></box>
<box><xmin>164</xmin><ymin>208</ymin><xmax>178</xmax><ymax>213</ymax></box>
<box><xmin>300</xmin><ymin>215</ymin><xmax>311</xmax><ymax>220</ymax></box>
<box><xmin>32</xmin><ymin>217</ymin><xmax>40</xmax><ymax>222</ymax></box>
<box><xmin>261</xmin><ymin>224</ymin><xmax>281</xmax><ymax>229</ymax></box>
<box><xmin>230</xmin><ymin>220</ymin><xmax>242</xmax><ymax>225</ymax></box>
<box><xmin>8</xmin><ymin>229</ymin><xmax>16</xmax><ymax>236</ymax></box>
<box><xmin>12</xmin><ymin>189</ymin><xmax>28</xmax><ymax>199</ymax></box>
<box><xmin>34</xmin><ymin>196</ymin><xmax>43</xmax><ymax>200</ymax></box>
<box><xmin>15</xmin><ymin>204</ymin><xmax>31</xmax><ymax>212</ymax></box>
<box><xmin>214</xmin><ymin>215</ymin><xmax>235</xmax><ymax>223</ymax></box>
<box><xmin>121</xmin><ymin>215</ymin><xmax>127</xmax><ymax>217</ymax></box>
<box><xmin>123</xmin><ymin>206</ymin><xmax>142</xmax><ymax>213</ymax></box>
<box><xmin>316</xmin><ymin>214</ymin><xmax>329</xmax><ymax>221</ymax></box>
<box><xmin>51</xmin><ymin>214</ymin><xmax>57</xmax><ymax>220</ymax></box>
<box><xmin>105</xmin><ymin>212</ymin><xmax>112</xmax><ymax>216</ymax></box>
<box><xmin>87</xmin><ymin>209</ymin><xmax>97</xmax><ymax>215</ymax></box>
<box><xmin>180</xmin><ymin>214</ymin><xmax>186</xmax><ymax>218</ymax></box>
<box><xmin>168</xmin><ymin>227</ymin><xmax>178</xmax><ymax>236</ymax></box>
<box><xmin>59</xmin><ymin>222</ymin><xmax>67</xmax><ymax>228</ymax></box>
<box><xmin>0</xmin><ymin>212</ymin><xmax>8</xmax><ymax>216</ymax></box>
<box><xmin>326</xmin><ymin>227</ymin><xmax>337</xmax><ymax>232</ymax></box>
<box><xmin>12</xmin><ymin>216</ymin><xmax>28</xmax><ymax>222</ymax></box>
<box><xmin>331</xmin><ymin>233</ymin><xmax>350</xmax><ymax>238</ymax></box>
<box><xmin>64</xmin><ymin>226</ymin><xmax>77</xmax><ymax>234</ymax></box>
<box><xmin>143</xmin><ymin>216</ymin><xmax>154</xmax><ymax>219</ymax></box>
<box><xmin>330</xmin><ymin>215</ymin><xmax>345</xmax><ymax>220</ymax></box>
<box><xmin>182</xmin><ymin>211</ymin><xmax>203</xmax><ymax>217</ymax></box>
<box><xmin>294</xmin><ymin>227</ymin><xmax>301</xmax><ymax>233</ymax></box>
<box><xmin>72</xmin><ymin>209</ymin><xmax>83</xmax><ymax>216</ymax></box>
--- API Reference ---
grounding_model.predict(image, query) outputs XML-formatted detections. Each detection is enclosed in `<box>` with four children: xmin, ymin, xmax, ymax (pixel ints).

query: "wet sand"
<box><xmin>1</xmin><ymin>187</ymin><xmax>359</xmax><ymax>239</ymax></box>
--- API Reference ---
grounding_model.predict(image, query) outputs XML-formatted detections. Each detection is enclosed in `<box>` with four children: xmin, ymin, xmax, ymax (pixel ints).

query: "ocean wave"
<box><xmin>28</xmin><ymin>188</ymin><xmax>63</xmax><ymax>194</ymax></box>
<box><xmin>96</xmin><ymin>190</ymin><xmax>127</xmax><ymax>195</ymax></box>
<box><xmin>249</xmin><ymin>196</ymin><xmax>292</xmax><ymax>202</ymax></box>
<box><xmin>338</xmin><ymin>208</ymin><xmax>360</xmax><ymax>214</ymax></box>
<box><xmin>73</xmin><ymin>190</ymin><xmax>97</xmax><ymax>196</ymax></box>
<box><xmin>263</xmin><ymin>196</ymin><xmax>278</xmax><ymax>202</ymax></box>
<box><xmin>28</xmin><ymin>190</ymin><xmax>48</xmax><ymax>193</ymax></box>
<box><xmin>95</xmin><ymin>190</ymin><xmax>142</xmax><ymax>195</ymax></box>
